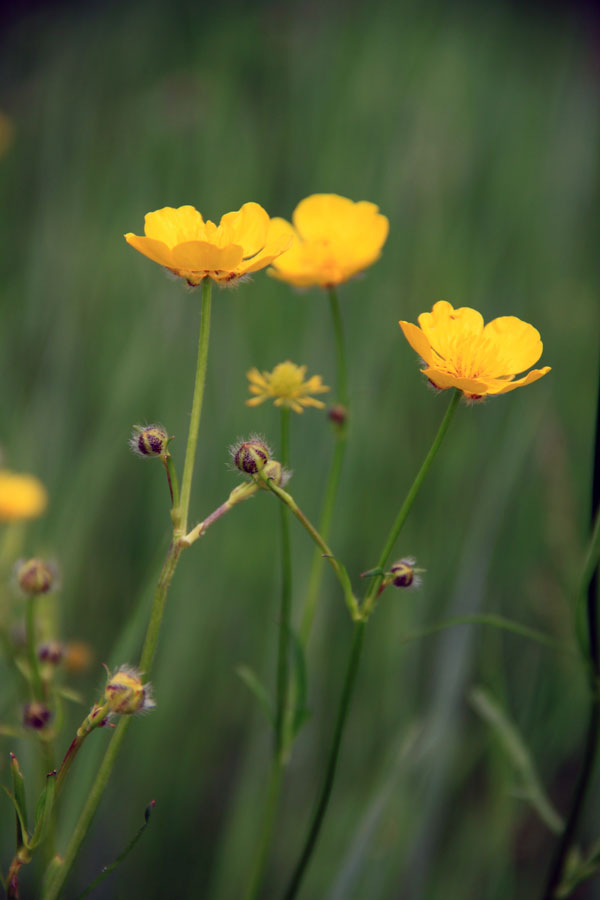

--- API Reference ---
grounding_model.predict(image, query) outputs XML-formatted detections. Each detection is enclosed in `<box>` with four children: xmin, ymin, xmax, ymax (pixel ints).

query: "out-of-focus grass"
<box><xmin>0</xmin><ymin>1</ymin><xmax>598</xmax><ymax>897</ymax></box>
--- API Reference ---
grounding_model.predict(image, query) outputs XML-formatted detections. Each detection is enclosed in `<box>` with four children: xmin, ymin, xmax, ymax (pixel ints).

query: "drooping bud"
<box><xmin>23</xmin><ymin>701</ymin><xmax>52</xmax><ymax>730</ymax></box>
<box><xmin>389</xmin><ymin>558</ymin><xmax>420</xmax><ymax>589</ymax></box>
<box><xmin>130</xmin><ymin>424</ymin><xmax>169</xmax><ymax>458</ymax></box>
<box><xmin>258</xmin><ymin>459</ymin><xmax>291</xmax><ymax>489</ymax></box>
<box><xmin>104</xmin><ymin>665</ymin><xmax>155</xmax><ymax>715</ymax></box>
<box><xmin>38</xmin><ymin>640</ymin><xmax>64</xmax><ymax>666</ymax></box>
<box><xmin>232</xmin><ymin>438</ymin><xmax>270</xmax><ymax>475</ymax></box>
<box><xmin>328</xmin><ymin>404</ymin><xmax>348</xmax><ymax>427</ymax></box>
<box><xmin>17</xmin><ymin>558</ymin><xmax>57</xmax><ymax>595</ymax></box>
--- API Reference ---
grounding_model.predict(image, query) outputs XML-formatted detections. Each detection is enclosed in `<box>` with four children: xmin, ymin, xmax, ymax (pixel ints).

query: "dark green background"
<box><xmin>1</xmin><ymin>1</ymin><xmax>598</xmax><ymax>897</ymax></box>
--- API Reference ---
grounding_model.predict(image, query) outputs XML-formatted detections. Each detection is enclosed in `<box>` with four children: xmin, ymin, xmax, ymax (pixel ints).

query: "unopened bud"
<box><xmin>38</xmin><ymin>640</ymin><xmax>64</xmax><ymax>665</ymax></box>
<box><xmin>17</xmin><ymin>558</ymin><xmax>57</xmax><ymax>595</ymax></box>
<box><xmin>232</xmin><ymin>438</ymin><xmax>270</xmax><ymax>475</ymax></box>
<box><xmin>104</xmin><ymin>665</ymin><xmax>155</xmax><ymax>715</ymax></box>
<box><xmin>130</xmin><ymin>424</ymin><xmax>169</xmax><ymax>458</ymax></box>
<box><xmin>259</xmin><ymin>459</ymin><xmax>290</xmax><ymax>489</ymax></box>
<box><xmin>390</xmin><ymin>558</ymin><xmax>420</xmax><ymax>589</ymax></box>
<box><xmin>23</xmin><ymin>701</ymin><xmax>52</xmax><ymax>731</ymax></box>
<box><xmin>328</xmin><ymin>404</ymin><xmax>348</xmax><ymax>427</ymax></box>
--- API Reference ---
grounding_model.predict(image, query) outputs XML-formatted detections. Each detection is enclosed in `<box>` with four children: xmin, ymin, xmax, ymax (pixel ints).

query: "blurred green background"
<box><xmin>1</xmin><ymin>0</ymin><xmax>599</xmax><ymax>897</ymax></box>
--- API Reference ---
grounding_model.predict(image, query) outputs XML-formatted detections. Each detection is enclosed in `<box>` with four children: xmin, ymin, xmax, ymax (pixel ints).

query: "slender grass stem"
<box><xmin>175</xmin><ymin>278</ymin><xmax>213</xmax><ymax>534</ymax></box>
<box><xmin>301</xmin><ymin>289</ymin><xmax>348</xmax><ymax>643</ymax></box>
<box><xmin>42</xmin><ymin>279</ymin><xmax>215</xmax><ymax>900</ymax></box>
<box><xmin>541</xmin><ymin>360</ymin><xmax>600</xmax><ymax>900</ymax></box>
<box><xmin>244</xmin><ymin>762</ymin><xmax>284</xmax><ymax>900</ymax></box>
<box><xmin>283</xmin><ymin>621</ymin><xmax>365</xmax><ymax>900</ymax></box>
<box><xmin>25</xmin><ymin>596</ymin><xmax>44</xmax><ymax>702</ymax></box>
<box><xmin>362</xmin><ymin>389</ymin><xmax>461</xmax><ymax>618</ymax></box>
<box><xmin>275</xmin><ymin>408</ymin><xmax>292</xmax><ymax>758</ymax></box>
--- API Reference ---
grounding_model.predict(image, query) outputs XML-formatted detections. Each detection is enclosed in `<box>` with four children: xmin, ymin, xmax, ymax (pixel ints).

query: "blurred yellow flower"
<box><xmin>399</xmin><ymin>301</ymin><xmax>551</xmax><ymax>400</ymax></box>
<box><xmin>125</xmin><ymin>203</ymin><xmax>292</xmax><ymax>285</ymax></box>
<box><xmin>268</xmin><ymin>194</ymin><xmax>389</xmax><ymax>288</ymax></box>
<box><xmin>246</xmin><ymin>361</ymin><xmax>330</xmax><ymax>413</ymax></box>
<box><xmin>0</xmin><ymin>471</ymin><xmax>48</xmax><ymax>521</ymax></box>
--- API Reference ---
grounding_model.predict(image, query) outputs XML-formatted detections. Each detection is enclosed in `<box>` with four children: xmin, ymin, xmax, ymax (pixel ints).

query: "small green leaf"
<box><xmin>1</xmin><ymin>785</ymin><xmax>29</xmax><ymax>849</ymax></box>
<box><xmin>29</xmin><ymin>770</ymin><xmax>57</xmax><ymax>850</ymax></box>
<box><xmin>72</xmin><ymin>801</ymin><xmax>156</xmax><ymax>900</ymax></box>
<box><xmin>235</xmin><ymin>666</ymin><xmax>275</xmax><ymax>729</ymax></box>
<box><xmin>360</xmin><ymin>567</ymin><xmax>385</xmax><ymax>579</ymax></box>
<box><xmin>470</xmin><ymin>686</ymin><xmax>564</xmax><ymax>835</ymax></box>
<box><xmin>10</xmin><ymin>754</ymin><xmax>27</xmax><ymax>847</ymax></box>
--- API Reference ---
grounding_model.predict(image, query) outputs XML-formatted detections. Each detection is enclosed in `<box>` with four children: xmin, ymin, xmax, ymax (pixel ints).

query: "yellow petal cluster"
<box><xmin>399</xmin><ymin>301</ymin><xmax>551</xmax><ymax>399</ymax></box>
<box><xmin>246</xmin><ymin>361</ymin><xmax>330</xmax><ymax>414</ymax></box>
<box><xmin>125</xmin><ymin>203</ymin><xmax>292</xmax><ymax>285</ymax></box>
<box><xmin>268</xmin><ymin>194</ymin><xmax>389</xmax><ymax>289</ymax></box>
<box><xmin>0</xmin><ymin>470</ymin><xmax>48</xmax><ymax>522</ymax></box>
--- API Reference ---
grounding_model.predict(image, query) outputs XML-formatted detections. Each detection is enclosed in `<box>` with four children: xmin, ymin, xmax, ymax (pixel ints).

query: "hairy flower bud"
<box><xmin>232</xmin><ymin>438</ymin><xmax>270</xmax><ymax>475</ymax></box>
<box><xmin>130</xmin><ymin>424</ymin><xmax>169</xmax><ymax>458</ymax></box>
<box><xmin>23</xmin><ymin>701</ymin><xmax>52</xmax><ymax>731</ymax></box>
<box><xmin>390</xmin><ymin>558</ymin><xmax>420</xmax><ymax>589</ymax></box>
<box><xmin>104</xmin><ymin>665</ymin><xmax>155</xmax><ymax>715</ymax></box>
<box><xmin>38</xmin><ymin>640</ymin><xmax>64</xmax><ymax>666</ymax></box>
<box><xmin>258</xmin><ymin>459</ymin><xmax>290</xmax><ymax>489</ymax></box>
<box><xmin>17</xmin><ymin>558</ymin><xmax>57</xmax><ymax>595</ymax></box>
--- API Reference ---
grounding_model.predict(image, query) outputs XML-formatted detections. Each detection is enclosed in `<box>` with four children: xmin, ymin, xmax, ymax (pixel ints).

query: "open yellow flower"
<box><xmin>267</xmin><ymin>194</ymin><xmax>389</xmax><ymax>289</ymax></box>
<box><xmin>246</xmin><ymin>361</ymin><xmax>330</xmax><ymax>413</ymax></box>
<box><xmin>399</xmin><ymin>301</ymin><xmax>551</xmax><ymax>399</ymax></box>
<box><xmin>125</xmin><ymin>203</ymin><xmax>292</xmax><ymax>285</ymax></box>
<box><xmin>0</xmin><ymin>470</ymin><xmax>48</xmax><ymax>521</ymax></box>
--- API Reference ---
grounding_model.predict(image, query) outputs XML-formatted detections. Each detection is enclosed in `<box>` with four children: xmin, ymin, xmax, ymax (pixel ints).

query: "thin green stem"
<box><xmin>328</xmin><ymin>287</ymin><xmax>348</xmax><ymax>408</ymax></box>
<box><xmin>25</xmin><ymin>596</ymin><xmax>44</xmax><ymax>702</ymax></box>
<box><xmin>259</xmin><ymin>475</ymin><xmax>358</xmax><ymax>620</ymax></box>
<box><xmin>42</xmin><ymin>281</ymin><xmax>215</xmax><ymax>899</ymax></box>
<box><xmin>283</xmin><ymin>621</ymin><xmax>366</xmax><ymax>899</ymax></box>
<box><xmin>244</xmin><ymin>762</ymin><xmax>284</xmax><ymax>900</ymax></box>
<box><xmin>176</xmin><ymin>278</ymin><xmax>213</xmax><ymax>534</ymax></box>
<box><xmin>163</xmin><ymin>453</ymin><xmax>180</xmax><ymax>510</ymax></box>
<box><xmin>275</xmin><ymin>408</ymin><xmax>292</xmax><ymax>758</ymax></box>
<box><xmin>362</xmin><ymin>389</ymin><xmax>461</xmax><ymax>619</ymax></box>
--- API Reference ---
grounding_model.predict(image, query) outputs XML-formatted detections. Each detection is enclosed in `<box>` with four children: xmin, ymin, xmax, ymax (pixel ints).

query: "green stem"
<box><xmin>42</xmin><ymin>280</ymin><xmax>215</xmax><ymax>899</ymax></box>
<box><xmin>328</xmin><ymin>287</ymin><xmax>348</xmax><ymax>408</ymax></box>
<box><xmin>260</xmin><ymin>476</ymin><xmax>358</xmax><ymax>620</ymax></box>
<box><xmin>362</xmin><ymin>389</ymin><xmax>461</xmax><ymax>618</ymax></box>
<box><xmin>275</xmin><ymin>408</ymin><xmax>292</xmax><ymax>758</ymax></box>
<box><xmin>283</xmin><ymin>621</ymin><xmax>366</xmax><ymax>899</ymax></box>
<box><xmin>25</xmin><ymin>596</ymin><xmax>44</xmax><ymax>702</ymax></box>
<box><xmin>244</xmin><ymin>762</ymin><xmax>284</xmax><ymax>900</ymax></box>
<box><xmin>163</xmin><ymin>453</ymin><xmax>180</xmax><ymax>510</ymax></box>
<box><xmin>175</xmin><ymin>278</ymin><xmax>213</xmax><ymax>534</ymax></box>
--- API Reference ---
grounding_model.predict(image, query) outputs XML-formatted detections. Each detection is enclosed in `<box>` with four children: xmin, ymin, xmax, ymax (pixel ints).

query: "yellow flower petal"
<box><xmin>421</xmin><ymin>368</ymin><xmax>489</xmax><ymax>395</ymax></box>
<box><xmin>483</xmin><ymin>366</ymin><xmax>552</xmax><ymax>394</ymax></box>
<box><xmin>220</xmin><ymin>202</ymin><xmax>270</xmax><ymax>259</ymax></box>
<box><xmin>481</xmin><ymin>316</ymin><xmax>543</xmax><ymax>376</ymax></box>
<box><xmin>170</xmin><ymin>241</ymin><xmax>244</xmax><ymax>272</ymax></box>
<box><xmin>144</xmin><ymin>206</ymin><xmax>205</xmax><ymax>247</ymax></box>
<box><xmin>244</xmin><ymin>360</ymin><xmax>329</xmax><ymax>412</ymax></box>
<box><xmin>0</xmin><ymin>471</ymin><xmax>48</xmax><ymax>521</ymax></box>
<box><xmin>124</xmin><ymin>235</ymin><xmax>174</xmax><ymax>269</ymax></box>
<box><xmin>398</xmin><ymin>321</ymin><xmax>436</xmax><ymax>366</ymax></box>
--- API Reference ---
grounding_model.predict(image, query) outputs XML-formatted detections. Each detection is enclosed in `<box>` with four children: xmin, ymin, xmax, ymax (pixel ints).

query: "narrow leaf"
<box><xmin>402</xmin><ymin>614</ymin><xmax>569</xmax><ymax>654</ymax></box>
<box><xmin>29</xmin><ymin>770</ymin><xmax>57</xmax><ymax>850</ymax></box>
<box><xmin>1</xmin><ymin>786</ymin><xmax>28</xmax><ymax>849</ymax></box>
<box><xmin>235</xmin><ymin>666</ymin><xmax>275</xmax><ymax>729</ymax></box>
<box><xmin>470</xmin><ymin>686</ymin><xmax>564</xmax><ymax>834</ymax></box>
<box><xmin>72</xmin><ymin>801</ymin><xmax>156</xmax><ymax>900</ymax></box>
<box><xmin>9</xmin><ymin>754</ymin><xmax>27</xmax><ymax>846</ymax></box>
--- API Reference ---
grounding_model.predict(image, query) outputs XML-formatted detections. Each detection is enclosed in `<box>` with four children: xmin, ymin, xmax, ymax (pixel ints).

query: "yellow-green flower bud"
<box><xmin>258</xmin><ymin>459</ymin><xmax>290</xmax><ymax>488</ymax></box>
<box><xmin>130</xmin><ymin>424</ymin><xmax>169</xmax><ymax>458</ymax></box>
<box><xmin>104</xmin><ymin>665</ymin><xmax>155</xmax><ymax>715</ymax></box>
<box><xmin>232</xmin><ymin>438</ymin><xmax>270</xmax><ymax>475</ymax></box>
<box><xmin>23</xmin><ymin>701</ymin><xmax>52</xmax><ymax>731</ymax></box>
<box><xmin>17</xmin><ymin>558</ymin><xmax>57</xmax><ymax>595</ymax></box>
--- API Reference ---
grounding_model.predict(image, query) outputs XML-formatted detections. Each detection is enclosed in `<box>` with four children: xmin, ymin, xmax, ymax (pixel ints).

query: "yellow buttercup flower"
<box><xmin>399</xmin><ymin>301</ymin><xmax>551</xmax><ymax>400</ymax></box>
<box><xmin>125</xmin><ymin>203</ymin><xmax>292</xmax><ymax>285</ymax></box>
<box><xmin>267</xmin><ymin>193</ymin><xmax>389</xmax><ymax>289</ymax></box>
<box><xmin>0</xmin><ymin>471</ymin><xmax>48</xmax><ymax>522</ymax></box>
<box><xmin>246</xmin><ymin>361</ymin><xmax>330</xmax><ymax>413</ymax></box>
